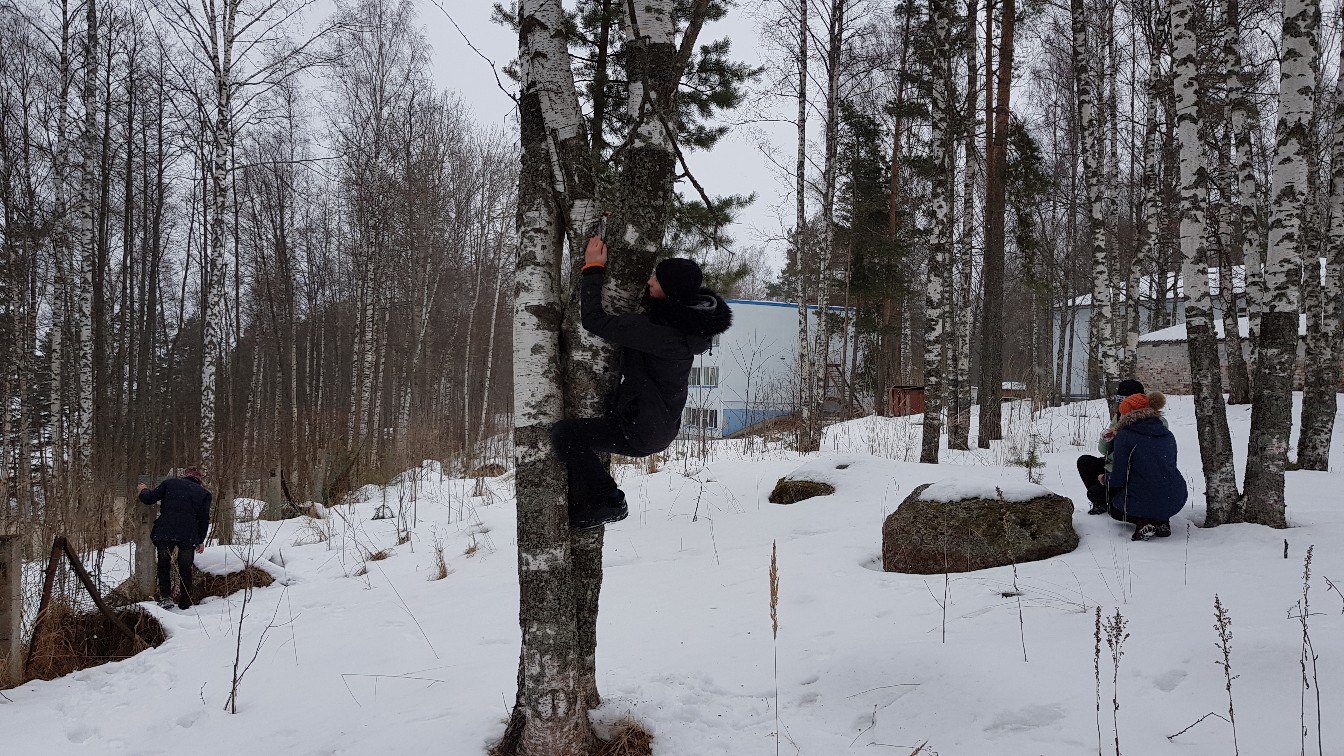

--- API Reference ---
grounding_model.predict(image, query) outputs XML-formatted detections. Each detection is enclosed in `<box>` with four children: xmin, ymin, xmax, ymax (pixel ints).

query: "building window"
<box><xmin>689</xmin><ymin>366</ymin><xmax>719</xmax><ymax>387</ymax></box>
<box><xmin>684</xmin><ymin>407</ymin><xmax>719</xmax><ymax>428</ymax></box>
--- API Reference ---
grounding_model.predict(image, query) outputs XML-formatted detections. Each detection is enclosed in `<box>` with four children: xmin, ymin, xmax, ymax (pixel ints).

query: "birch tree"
<box><xmin>1171</xmin><ymin>0</ymin><xmax>1241</xmax><ymax>525</ymax></box>
<box><xmin>1297</xmin><ymin>32</ymin><xmax>1344</xmax><ymax>471</ymax></box>
<box><xmin>1242</xmin><ymin>0</ymin><xmax>1319</xmax><ymax>526</ymax></box>
<box><xmin>1216</xmin><ymin>0</ymin><xmax>1251</xmax><ymax>404</ymax></box>
<box><xmin>920</xmin><ymin>0</ymin><xmax>955</xmax><ymax>464</ymax></box>
<box><xmin>497</xmin><ymin>1</ymin><xmax>596</xmax><ymax>751</ymax></box>
<box><xmin>1071</xmin><ymin>0</ymin><xmax>1115</xmax><ymax>400</ymax></box>
<box><xmin>73</xmin><ymin>0</ymin><xmax>97</xmax><ymax>481</ymax></box>
<box><xmin>793</xmin><ymin>0</ymin><xmax>816</xmax><ymax>451</ymax></box>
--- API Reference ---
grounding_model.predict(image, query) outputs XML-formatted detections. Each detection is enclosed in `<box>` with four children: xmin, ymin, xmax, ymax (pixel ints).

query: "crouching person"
<box><xmin>1100</xmin><ymin>392</ymin><xmax>1188</xmax><ymax>541</ymax></box>
<box><xmin>137</xmin><ymin>466</ymin><xmax>213</xmax><ymax>609</ymax></box>
<box><xmin>551</xmin><ymin>236</ymin><xmax>732</xmax><ymax>530</ymax></box>
<box><xmin>1077</xmin><ymin>378</ymin><xmax>1147</xmax><ymax>515</ymax></box>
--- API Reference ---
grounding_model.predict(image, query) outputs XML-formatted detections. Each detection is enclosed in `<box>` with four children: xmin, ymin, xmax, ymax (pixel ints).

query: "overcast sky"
<box><xmin>422</xmin><ymin>1</ymin><xmax>795</xmax><ymax>270</ymax></box>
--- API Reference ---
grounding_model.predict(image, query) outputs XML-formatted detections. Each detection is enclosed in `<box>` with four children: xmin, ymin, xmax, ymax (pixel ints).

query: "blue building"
<box><xmin>682</xmin><ymin>299</ymin><xmax>855</xmax><ymax>438</ymax></box>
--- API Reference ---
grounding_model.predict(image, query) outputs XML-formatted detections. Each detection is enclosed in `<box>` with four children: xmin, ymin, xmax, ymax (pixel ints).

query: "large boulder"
<box><xmin>882</xmin><ymin>480</ymin><xmax>1078</xmax><ymax>574</ymax></box>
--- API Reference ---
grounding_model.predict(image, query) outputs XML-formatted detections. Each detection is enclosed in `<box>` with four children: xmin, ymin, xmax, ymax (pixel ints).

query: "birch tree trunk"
<box><xmin>74</xmin><ymin>0</ymin><xmax>97</xmax><ymax>481</ymax></box>
<box><xmin>1072</xmin><ymin>0</ymin><xmax>1113</xmax><ymax>400</ymax></box>
<box><xmin>794</xmin><ymin>0</ymin><xmax>816</xmax><ymax>452</ymax></box>
<box><xmin>920</xmin><ymin>0</ymin><xmax>955</xmax><ymax>464</ymax></box>
<box><xmin>1297</xmin><ymin>33</ymin><xmax>1344</xmax><ymax>471</ymax></box>
<box><xmin>200</xmin><ymin>1</ymin><xmax>236</xmax><ymax>504</ymax></box>
<box><xmin>977</xmin><ymin>0</ymin><xmax>1015</xmax><ymax>447</ymax></box>
<box><xmin>1231</xmin><ymin>1</ymin><xmax>1268</xmax><ymax>368</ymax></box>
<box><xmin>1242</xmin><ymin>0</ymin><xmax>1318</xmax><ymax>527</ymax></box>
<box><xmin>1172</xmin><ymin>0</ymin><xmax>1242</xmax><ymax>525</ymax></box>
<box><xmin>497</xmin><ymin>2</ymin><xmax>598</xmax><ymax>751</ymax></box>
<box><xmin>813</xmin><ymin>0</ymin><xmax>845</xmax><ymax>439</ymax></box>
<box><xmin>1218</xmin><ymin>0</ymin><xmax>1252</xmax><ymax>404</ymax></box>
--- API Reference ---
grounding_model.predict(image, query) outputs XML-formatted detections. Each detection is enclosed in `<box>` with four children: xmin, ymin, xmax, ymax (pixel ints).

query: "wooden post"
<box><xmin>24</xmin><ymin>538</ymin><xmax>64</xmax><ymax>677</ymax></box>
<box><xmin>262</xmin><ymin>466</ymin><xmax>284</xmax><ymax>520</ymax></box>
<box><xmin>0</xmin><ymin>535</ymin><xmax>21</xmax><ymax>686</ymax></box>
<box><xmin>133</xmin><ymin>478</ymin><xmax>157</xmax><ymax>599</ymax></box>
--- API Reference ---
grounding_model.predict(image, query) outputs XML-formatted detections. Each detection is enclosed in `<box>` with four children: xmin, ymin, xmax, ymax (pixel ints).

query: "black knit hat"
<box><xmin>654</xmin><ymin>258</ymin><xmax>703</xmax><ymax>301</ymax></box>
<box><xmin>1116</xmin><ymin>379</ymin><xmax>1145</xmax><ymax>397</ymax></box>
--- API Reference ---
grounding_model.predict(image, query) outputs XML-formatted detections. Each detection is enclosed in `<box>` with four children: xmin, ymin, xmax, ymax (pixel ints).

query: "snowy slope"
<box><xmin>2</xmin><ymin>396</ymin><xmax>1343</xmax><ymax>755</ymax></box>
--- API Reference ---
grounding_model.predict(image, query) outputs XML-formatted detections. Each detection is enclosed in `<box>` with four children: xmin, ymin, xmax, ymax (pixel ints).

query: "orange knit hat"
<box><xmin>1119</xmin><ymin>393</ymin><xmax>1149</xmax><ymax>415</ymax></box>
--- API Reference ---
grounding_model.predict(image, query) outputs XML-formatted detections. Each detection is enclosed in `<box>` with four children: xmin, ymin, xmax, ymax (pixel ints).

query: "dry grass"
<box><xmin>190</xmin><ymin>565</ymin><xmax>275</xmax><ymax>604</ymax></box>
<box><xmin>22</xmin><ymin>603</ymin><xmax>167</xmax><ymax>683</ymax></box>
<box><xmin>432</xmin><ymin>538</ymin><xmax>451</xmax><ymax>580</ymax></box>
<box><xmin>365</xmin><ymin>548</ymin><xmax>391</xmax><ymax>562</ymax></box>
<box><xmin>471</xmin><ymin>463</ymin><xmax>508</xmax><ymax>478</ymax></box>
<box><xmin>594</xmin><ymin>718</ymin><xmax>654</xmax><ymax>756</ymax></box>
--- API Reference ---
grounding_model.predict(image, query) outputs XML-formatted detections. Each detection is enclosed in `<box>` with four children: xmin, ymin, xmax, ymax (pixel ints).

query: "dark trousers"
<box><xmin>550</xmin><ymin>417</ymin><xmax>642</xmax><ymax>506</ymax></box>
<box><xmin>1077</xmin><ymin>455</ymin><xmax>1108</xmax><ymax>506</ymax></box>
<box><xmin>1106</xmin><ymin>504</ymin><xmax>1166</xmax><ymax>528</ymax></box>
<box><xmin>155</xmin><ymin>541</ymin><xmax>195</xmax><ymax>600</ymax></box>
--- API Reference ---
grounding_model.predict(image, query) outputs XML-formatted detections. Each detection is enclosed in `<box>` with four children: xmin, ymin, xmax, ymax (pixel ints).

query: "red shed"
<box><xmin>887</xmin><ymin>385</ymin><xmax>925</xmax><ymax>417</ymax></box>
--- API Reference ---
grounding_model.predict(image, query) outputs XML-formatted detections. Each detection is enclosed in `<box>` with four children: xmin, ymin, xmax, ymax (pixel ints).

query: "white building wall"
<box><xmin>683</xmin><ymin>300</ymin><xmax>853</xmax><ymax>438</ymax></box>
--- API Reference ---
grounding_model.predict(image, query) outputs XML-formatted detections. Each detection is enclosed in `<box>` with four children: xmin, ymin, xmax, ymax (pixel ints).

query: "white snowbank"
<box><xmin>1140</xmin><ymin>313</ymin><xmax>1307</xmax><ymax>342</ymax></box>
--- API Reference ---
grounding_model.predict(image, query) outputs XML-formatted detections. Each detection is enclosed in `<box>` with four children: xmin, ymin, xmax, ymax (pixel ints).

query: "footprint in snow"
<box><xmin>66</xmin><ymin>725</ymin><xmax>97</xmax><ymax>744</ymax></box>
<box><xmin>1152</xmin><ymin>669</ymin><xmax>1187</xmax><ymax>692</ymax></box>
<box><xmin>984</xmin><ymin>703</ymin><xmax>1066</xmax><ymax>733</ymax></box>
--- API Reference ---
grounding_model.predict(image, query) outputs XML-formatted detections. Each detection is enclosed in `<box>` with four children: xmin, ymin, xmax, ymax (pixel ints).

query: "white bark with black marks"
<box><xmin>1297</xmin><ymin>31</ymin><xmax>1344</xmax><ymax>471</ymax></box>
<box><xmin>1243</xmin><ymin>0</ymin><xmax>1318</xmax><ymax>527</ymax></box>
<box><xmin>1171</xmin><ymin>0</ymin><xmax>1242</xmax><ymax>525</ymax></box>
<box><xmin>921</xmin><ymin>0</ymin><xmax>955</xmax><ymax>464</ymax></box>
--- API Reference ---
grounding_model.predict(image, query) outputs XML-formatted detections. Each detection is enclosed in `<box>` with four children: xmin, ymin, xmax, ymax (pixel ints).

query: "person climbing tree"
<box><xmin>137</xmin><ymin>466</ymin><xmax>213</xmax><ymax>609</ymax></box>
<box><xmin>552</xmin><ymin>236</ymin><xmax>733</xmax><ymax>529</ymax></box>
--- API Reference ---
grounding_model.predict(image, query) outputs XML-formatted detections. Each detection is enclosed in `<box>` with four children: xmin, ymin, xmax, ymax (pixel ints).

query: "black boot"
<box><xmin>1131</xmin><ymin>524</ymin><xmax>1156</xmax><ymax>541</ymax></box>
<box><xmin>570</xmin><ymin>489</ymin><xmax>628</xmax><ymax>530</ymax></box>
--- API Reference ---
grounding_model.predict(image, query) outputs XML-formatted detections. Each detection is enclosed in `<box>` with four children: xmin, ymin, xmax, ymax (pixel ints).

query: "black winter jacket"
<box><xmin>581</xmin><ymin>266</ymin><xmax>733</xmax><ymax>453</ymax></box>
<box><xmin>139</xmin><ymin>477</ymin><xmax>213</xmax><ymax>545</ymax></box>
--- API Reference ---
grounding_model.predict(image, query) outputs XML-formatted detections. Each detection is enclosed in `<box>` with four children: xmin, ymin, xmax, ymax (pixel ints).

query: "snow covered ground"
<box><xmin>3</xmin><ymin>395</ymin><xmax>1343</xmax><ymax>755</ymax></box>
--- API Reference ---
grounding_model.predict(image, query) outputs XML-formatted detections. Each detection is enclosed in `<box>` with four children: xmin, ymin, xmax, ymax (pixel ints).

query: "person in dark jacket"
<box><xmin>137</xmin><ymin>466</ymin><xmax>213</xmax><ymax>609</ymax></box>
<box><xmin>552</xmin><ymin>235</ymin><xmax>733</xmax><ymax>529</ymax></box>
<box><xmin>1077</xmin><ymin>378</ymin><xmax>1148</xmax><ymax>515</ymax></box>
<box><xmin>1100</xmin><ymin>392</ymin><xmax>1188</xmax><ymax>541</ymax></box>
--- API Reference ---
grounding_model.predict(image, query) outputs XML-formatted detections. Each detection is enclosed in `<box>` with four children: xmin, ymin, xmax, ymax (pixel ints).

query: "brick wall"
<box><xmin>1135</xmin><ymin>339</ymin><xmax>1344</xmax><ymax>393</ymax></box>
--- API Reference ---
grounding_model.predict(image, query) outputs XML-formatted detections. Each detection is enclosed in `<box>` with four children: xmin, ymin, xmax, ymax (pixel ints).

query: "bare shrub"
<box><xmin>23</xmin><ymin>603</ymin><xmax>166</xmax><ymax>683</ymax></box>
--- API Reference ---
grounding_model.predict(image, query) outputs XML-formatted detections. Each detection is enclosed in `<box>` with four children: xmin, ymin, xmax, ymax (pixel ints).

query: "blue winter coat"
<box><xmin>139</xmin><ymin>477</ymin><xmax>213</xmax><ymax>545</ymax></box>
<box><xmin>1106</xmin><ymin>409</ymin><xmax>1188</xmax><ymax>521</ymax></box>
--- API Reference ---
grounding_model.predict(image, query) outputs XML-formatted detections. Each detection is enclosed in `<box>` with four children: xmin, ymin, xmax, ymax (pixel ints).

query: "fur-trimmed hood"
<box><xmin>1115</xmin><ymin>407</ymin><xmax>1166</xmax><ymax>435</ymax></box>
<box><xmin>644</xmin><ymin>288</ymin><xmax>733</xmax><ymax>339</ymax></box>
